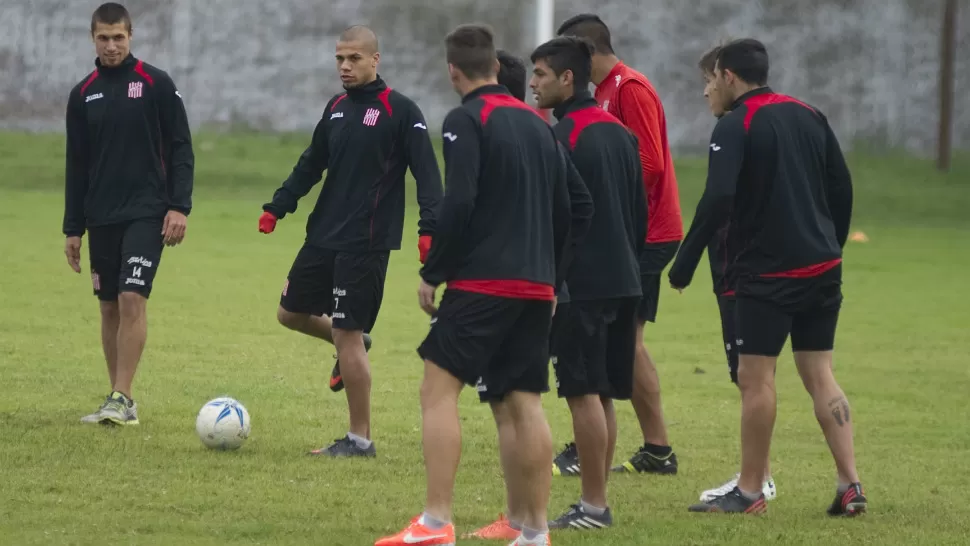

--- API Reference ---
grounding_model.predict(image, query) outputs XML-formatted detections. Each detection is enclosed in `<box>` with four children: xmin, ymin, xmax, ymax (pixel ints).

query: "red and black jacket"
<box><xmin>263</xmin><ymin>77</ymin><xmax>442</xmax><ymax>252</ymax></box>
<box><xmin>64</xmin><ymin>54</ymin><xmax>194</xmax><ymax>236</ymax></box>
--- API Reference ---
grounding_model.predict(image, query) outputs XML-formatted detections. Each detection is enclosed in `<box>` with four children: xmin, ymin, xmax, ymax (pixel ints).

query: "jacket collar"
<box><xmin>552</xmin><ymin>91</ymin><xmax>597</xmax><ymax>121</ymax></box>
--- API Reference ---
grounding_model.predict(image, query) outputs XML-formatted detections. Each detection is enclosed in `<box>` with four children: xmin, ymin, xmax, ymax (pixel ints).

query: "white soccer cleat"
<box><xmin>700</xmin><ymin>473</ymin><xmax>777</xmax><ymax>502</ymax></box>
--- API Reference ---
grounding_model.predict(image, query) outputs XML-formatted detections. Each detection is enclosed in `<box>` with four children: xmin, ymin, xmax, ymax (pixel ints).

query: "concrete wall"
<box><xmin>1</xmin><ymin>0</ymin><xmax>967</xmax><ymax>153</ymax></box>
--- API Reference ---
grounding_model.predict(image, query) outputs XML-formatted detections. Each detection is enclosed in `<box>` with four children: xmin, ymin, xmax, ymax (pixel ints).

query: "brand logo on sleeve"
<box><xmin>85</xmin><ymin>93</ymin><xmax>103</xmax><ymax>102</ymax></box>
<box><xmin>443</xmin><ymin>132</ymin><xmax>457</xmax><ymax>142</ymax></box>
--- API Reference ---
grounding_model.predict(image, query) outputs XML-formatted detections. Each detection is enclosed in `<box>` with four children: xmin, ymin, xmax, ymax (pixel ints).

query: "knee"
<box><xmin>333</xmin><ymin>329</ymin><xmax>367</xmax><ymax>363</ymax></box>
<box><xmin>276</xmin><ymin>307</ymin><xmax>306</xmax><ymax>330</ymax></box>
<box><xmin>99</xmin><ymin>301</ymin><xmax>120</xmax><ymax>321</ymax></box>
<box><xmin>117</xmin><ymin>292</ymin><xmax>146</xmax><ymax>319</ymax></box>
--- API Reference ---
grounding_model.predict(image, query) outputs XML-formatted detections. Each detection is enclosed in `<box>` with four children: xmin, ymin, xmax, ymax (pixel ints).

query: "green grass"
<box><xmin>1</xmin><ymin>129</ymin><xmax>969</xmax><ymax>545</ymax></box>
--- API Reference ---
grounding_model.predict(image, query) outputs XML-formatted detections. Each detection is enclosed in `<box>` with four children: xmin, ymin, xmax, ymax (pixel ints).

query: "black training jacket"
<box><xmin>420</xmin><ymin>85</ymin><xmax>593</xmax><ymax>294</ymax></box>
<box><xmin>669</xmin><ymin>87</ymin><xmax>853</xmax><ymax>291</ymax></box>
<box><xmin>263</xmin><ymin>77</ymin><xmax>442</xmax><ymax>252</ymax></box>
<box><xmin>552</xmin><ymin>94</ymin><xmax>646</xmax><ymax>302</ymax></box>
<box><xmin>64</xmin><ymin>54</ymin><xmax>194</xmax><ymax>236</ymax></box>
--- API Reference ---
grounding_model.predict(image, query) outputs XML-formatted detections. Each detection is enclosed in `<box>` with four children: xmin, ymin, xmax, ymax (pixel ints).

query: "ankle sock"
<box><xmin>347</xmin><ymin>432</ymin><xmax>372</xmax><ymax>449</ymax></box>
<box><xmin>580</xmin><ymin>499</ymin><xmax>606</xmax><ymax>516</ymax></box>
<box><xmin>642</xmin><ymin>443</ymin><xmax>672</xmax><ymax>456</ymax></box>
<box><xmin>419</xmin><ymin>512</ymin><xmax>448</xmax><ymax>530</ymax></box>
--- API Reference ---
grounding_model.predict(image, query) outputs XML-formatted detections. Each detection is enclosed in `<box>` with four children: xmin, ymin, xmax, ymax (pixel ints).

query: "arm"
<box><xmin>403</xmin><ymin>100</ymin><xmax>443</xmax><ymax>236</ymax></box>
<box><xmin>630</xmin><ymin>133</ymin><xmax>648</xmax><ymax>255</ymax></box>
<box><xmin>262</xmin><ymin>114</ymin><xmax>330</xmax><ymax>219</ymax></box>
<box><xmin>668</xmin><ymin>115</ymin><xmax>745</xmax><ymax>289</ymax></box>
<box><xmin>63</xmin><ymin>91</ymin><xmax>88</xmax><ymax>237</ymax></box>
<box><xmin>617</xmin><ymin>82</ymin><xmax>664</xmax><ymax>192</ymax></box>
<box><xmin>156</xmin><ymin>74</ymin><xmax>195</xmax><ymax>216</ymax></box>
<box><xmin>822</xmin><ymin>117</ymin><xmax>853</xmax><ymax>247</ymax></box>
<box><xmin>420</xmin><ymin>110</ymin><xmax>480</xmax><ymax>286</ymax></box>
<box><xmin>553</xmin><ymin>142</ymin><xmax>594</xmax><ymax>290</ymax></box>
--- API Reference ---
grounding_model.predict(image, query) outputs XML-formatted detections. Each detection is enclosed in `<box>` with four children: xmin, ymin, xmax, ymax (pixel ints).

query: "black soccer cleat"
<box><xmin>308</xmin><ymin>435</ymin><xmax>377</xmax><ymax>458</ymax></box>
<box><xmin>827</xmin><ymin>483</ymin><xmax>867</xmax><ymax>517</ymax></box>
<box><xmin>688</xmin><ymin>487</ymin><xmax>767</xmax><ymax>514</ymax></box>
<box><xmin>329</xmin><ymin>333</ymin><xmax>372</xmax><ymax>392</ymax></box>
<box><xmin>552</xmin><ymin>442</ymin><xmax>581</xmax><ymax>476</ymax></box>
<box><xmin>549</xmin><ymin>503</ymin><xmax>613</xmax><ymax>530</ymax></box>
<box><xmin>611</xmin><ymin>444</ymin><xmax>679</xmax><ymax>474</ymax></box>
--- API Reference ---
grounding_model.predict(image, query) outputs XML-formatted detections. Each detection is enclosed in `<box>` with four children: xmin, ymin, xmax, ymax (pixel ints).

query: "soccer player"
<box><xmin>497</xmin><ymin>49</ymin><xmax>527</xmax><ymax>101</ymax></box>
<box><xmin>375</xmin><ymin>24</ymin><xmax>592</xmax><ymax>546</ymax></box>
<box><xmin>65</xmin><ymin>2</ymin><xmax>194</xmax><ymax>426</ymax></box>
<box><xmin>554</xmin><ymin>13</ymin><xmax>682</xmax><ymax>477</ymax></box>
<box><xmin>531</xmin><ymin>36</ymin><xmax>647</xmax><ymax>530</ymax></box>
<box><xmin>667</xmin><ymin>38</ymin><xmax>865</xmax><ymax>516</ymax></box>
<box><xmin>259</xmin><ymin>25</ymin><xmax>442</xmax><ymax>458</ymax></box>
<box><xmin>691</xmin><ymin>44</ymin><xmax>778</xmax><ymax>504</ymax></box>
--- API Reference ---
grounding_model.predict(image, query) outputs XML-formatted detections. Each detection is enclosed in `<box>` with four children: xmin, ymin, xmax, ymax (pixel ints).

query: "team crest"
<box><xmin>362</xmin><ymin>108</ymin><xmax>381</xmax><ymax>126</ymax></box>
<box><xmin>128</xmin><ymin>81</ymin><xmax>143</xmax><ymax>99</ymax></box>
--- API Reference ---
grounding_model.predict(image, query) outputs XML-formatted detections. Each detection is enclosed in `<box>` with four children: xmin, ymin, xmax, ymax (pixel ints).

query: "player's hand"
<box><xmin>418</xmin><ymin>280</ymin><xmax>438</xmax><ymax>316</ymax></box>
<box><xmin>417</xmin><ymin>235</ymin><xmax>432</xmax><ymax>263</ymax></box>
<box><xmin>64</xmin><ymin>236</ymin><xmax>82</xmax><ymax>273</ymax></box>
<box><xmin>162</xmin><ymin>210</ymin><xmax>188</xmax><ymax>246</ymax></box>
<box><xmin>259</xmin><ymin>212</ymin><xmax>278</xmax><ymax>234</ymax></box>
<box><xmin>670</xmin><ymin>283</ymin><xmax>684</xmax><ymax>294</ymax></box>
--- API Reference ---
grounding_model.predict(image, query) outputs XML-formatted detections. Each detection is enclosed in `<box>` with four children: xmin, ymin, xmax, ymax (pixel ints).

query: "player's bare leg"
<box><xmin>794</xmin><ymin>351</ymin><xmax>860</xmax><ymax>487</ymax></box>
<box><xmin>493</xmin><ymin>391</ymin><xmax>552</xmax><ymax>541</ymax></box>
<box><xmin>603</xmin><ymin>397</ymin><xmax>618</xmax><ymax>478</ymax></box>
<box><xmin>276</xmin><ymin>307</ymin><xmax>334</xmax><ymax>343</ymax></box>
<box><xmin>568</xmin><ymin>395</ymin><xmax>609</xmax><ymax>507</ymax></box>
<box><xmin>114</xmin><ymin>291</ymin><xmax>147</xmax><ymax>399</ymax></box>
<box><xmin>632</xmin><ymin>323</ymin><xmax>668</xmax><ymax>446</ymax></box>
<box><xmin>333</xmin><ymin>328</ymin><xmax>371</xmax><ymax>439</ymax></box>
<box><xmin>85</xmin><ymin>292</ymin><xmax>146</xmax><ymax>426</ymax></box>
<box><xmin>99</xmin><ymin>301</ymin><xmax>120</xmax><ymax>386</ymax></box>
<box><xmin>736</xmin><ymin>354</ymin><xmax>777</xmax><ymax>497</ymax></box>
<box><xmin>421</xmin><ymin>360</ymin><xmax>463</xmax><ymax>523</ymax></box>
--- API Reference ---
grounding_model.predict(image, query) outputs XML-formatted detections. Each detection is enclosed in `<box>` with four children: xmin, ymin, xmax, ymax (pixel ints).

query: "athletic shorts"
<box><xmin>735</xmin><ymin>265</ymin><xmax>843</xmax><ymax>358</ymax></box>
<box><xmin>637</xmin><ymin>242</ymin><xmax>680</xmax><ymax>323</ymax></box>
<box><xmin>716</xmin><ymin>294</ymin><xmax>739</xmax><ymax>383</ymax></box>
<box><xmin>417</xmin><ymin>289</ymin><xmax>552</xmax><ymax>403</ymax></box>
<box><xmin>88</xmin><ymin>217</ymin><xmax>164</xmax><ymax>301</ymax></box>
<box><xmin>550</xmin><ymin>298</ymin><xmax>639</xmax><ymax>400</ymax></box>
<box><xmin>280</xmin><ymin>244</ymin><xmax>389</xmax><ymax>332</ymax></box>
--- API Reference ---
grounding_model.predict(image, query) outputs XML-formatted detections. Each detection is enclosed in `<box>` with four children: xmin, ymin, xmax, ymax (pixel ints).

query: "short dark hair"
<box><xmin>556</xmin><ymin>14</ymin><xmax>614</xmax><ymax>55</ymax></box>
<box><xmin>496</xmin><ymin>50</ymin><xmax>527</xmax><ymax>101</ymax></box>
<box><xmin>91</xmin><ymin>2</ymin><xmax>132</xmax><ymax>34</ymax></box>
<box><xmin>530</xmin><ymin>37</ymin><xmax>595</xmax><ymax>90</ymax></box>
<box><xmin>698</xmin><ymin>45</ymin><xmax>722</xmax><ymax>75</ymax></box>
<box><xmin>445</xmin><ymin>24</ymin><xmax>498</xmax><ymax>80</ymax></box>
<box><xmin>715</xmin><ymin>38</ymin><xmax>769</xmax><ymax>86</ymax></box>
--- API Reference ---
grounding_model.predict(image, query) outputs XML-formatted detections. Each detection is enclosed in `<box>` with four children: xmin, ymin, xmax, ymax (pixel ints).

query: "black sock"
<box><xmin>642</xmin><ymin>443</ymin><xmax>672</xmax><ymax>457</ymax></box>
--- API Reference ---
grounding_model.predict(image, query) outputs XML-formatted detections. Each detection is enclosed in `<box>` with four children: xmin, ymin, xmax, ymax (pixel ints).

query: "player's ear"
<box><xmin>372</xmin><ymin>51</ymin><xmax>380</xmax><ymax>66</ymax></box>
<box><xmin>492</xmin><ymin>58</ymin><xmax>500</xmax><ymax>77</ymax></box>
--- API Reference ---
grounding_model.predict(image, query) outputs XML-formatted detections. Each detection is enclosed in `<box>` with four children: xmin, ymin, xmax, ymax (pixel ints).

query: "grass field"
<box><xmin>2</xmin><ymin>130</ymin><xmax>969</xmax><ymax>546</ymax></box>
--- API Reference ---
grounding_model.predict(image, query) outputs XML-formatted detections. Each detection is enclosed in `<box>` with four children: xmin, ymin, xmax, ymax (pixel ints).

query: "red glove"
<box><xmin>418</xmin><ymin>235</ymin><xmax>432</xmax><ymax>263</ymax></box>
<box><xmin>259</xmin><ymin>212</ymin><xmax>278</xmax><ymax>234</ymax></box>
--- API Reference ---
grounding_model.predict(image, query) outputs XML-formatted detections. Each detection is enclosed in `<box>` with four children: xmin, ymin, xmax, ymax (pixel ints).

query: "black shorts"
<box><xmin>88</xmin><ymin>217</ymin><xmax>164</xmax><ymax>301</ymax></box>
<box><xmin>418</xmin><ymin>289</ymin><xmax>552</xmax><ymax>403</ymax></box>
<box><xmin>550</xmin><ymin>298</ymin><xmax>639</xmax><ymax>400</ymax></box>
<box><xmin>735</xmin><ymin>266</ymin><xmax>843</xmax><ymax>358</ymax></box>
<box><xmin>280</xmin><ymin>244</ymin><xmax>389</xmax><ymax>332</ymax></box>
<box><xmin>716</xmin><ymin>294</ymin><xmax>739</xmax><ymax>383</ymax></box>
<box><xmin>637</xmin><ymin>242</ymin><xmax>680</xmax><ymax>323</ymax></box>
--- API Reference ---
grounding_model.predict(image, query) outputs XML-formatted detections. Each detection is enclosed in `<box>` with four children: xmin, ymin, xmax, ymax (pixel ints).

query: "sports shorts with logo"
<box><xmin>417</xmin><ymin>289</ymin><xmax>552</xmax><ymax>403</ymax></box>
<box><xmin>638</xmin><ymin>241</ymin><xmax>680</xmax><ymax>323</ymax></box>
<box><xmin>280</xmin><ymin>243</ymin><xmax>389</xmax><ymax>332</ymax></box>
<box><xmin>735</xmin><ymin>264</ymin><xmax>843</xmax><ymax>358</ymax></box>
<box><xmin>716</xmin><ymin>293</ymin><xmax>740</xmax><ymax>383</ymax></box>
<box><xmin>88</xmin><ymin>217</ymin><xmax>164</xmax><ymax>301</ymax></box>
<box><xmin>550</xmin><ymin>297</ymin><xmax>639</xmax><ymax>400</ymax></box>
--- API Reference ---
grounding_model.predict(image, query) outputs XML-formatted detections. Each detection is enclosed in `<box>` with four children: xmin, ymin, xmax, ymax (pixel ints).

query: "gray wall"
<box><xmin>2</xmin><ymin>0</ymin><xmax>967</xmax><ymax>153</ymax></box>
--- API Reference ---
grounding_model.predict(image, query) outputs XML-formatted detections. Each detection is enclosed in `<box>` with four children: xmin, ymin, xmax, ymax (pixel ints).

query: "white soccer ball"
<box><xmin>196</xmin><ymin>397</ymin><xmax>251</xmax><ymax>450</ymax></box>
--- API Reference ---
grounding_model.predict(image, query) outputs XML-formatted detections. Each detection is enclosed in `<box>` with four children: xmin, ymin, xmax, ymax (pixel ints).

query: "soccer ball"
<box><xmin>196</xmin><ymin>397</ymin><xmax>251</xmax><ymax>450</ymax></box>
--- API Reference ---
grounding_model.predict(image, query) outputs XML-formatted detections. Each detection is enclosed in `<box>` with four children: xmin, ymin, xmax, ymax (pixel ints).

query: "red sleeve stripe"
<box><xmin>133</xmin><ymin>60</ymin><xmax>154</xmax><ymax>86</ymax></box>
<box><xmin>79</xmin><ymin>71</ymin><xmax>99</xmax><ymax>95</ymax></box>
<box><xmin>378</xmin><ymin>87</ymin><xmax>393</xmax><ymax>116</ymax></box>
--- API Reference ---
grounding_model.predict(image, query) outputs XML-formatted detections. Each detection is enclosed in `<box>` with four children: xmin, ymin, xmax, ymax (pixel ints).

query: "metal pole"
<box><xmin>937</xmin><ymin>0</ymin><xmax>957</xmax><ymax>172</ymax></box>
<box><xmin>534</xmin><ymin>0</ymin><xmax>555</xmax><ymax>118</ymax></box>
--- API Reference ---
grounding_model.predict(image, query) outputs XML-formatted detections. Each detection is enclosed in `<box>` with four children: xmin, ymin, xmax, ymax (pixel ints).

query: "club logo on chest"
<box><xmin>362</xmin><ymin>108</ymin><xmax>381</xmax><ymax>126</ymax></box>
<box><xmin>128</xmin><ymin>81</ymin><xmax>143</xmax><ymax>99</ymax></box>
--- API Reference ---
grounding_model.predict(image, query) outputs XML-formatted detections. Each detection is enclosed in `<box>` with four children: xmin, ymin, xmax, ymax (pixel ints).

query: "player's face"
<box><xmin>92</xmin><ymin>22</ymin><xmax>130</xmax><ymax>67</ymax></box>
<box><xmin>529</xmin><ymin>59</ymin><xmax>567</xmax><ymax>109</ymax></box>
<box><xmin>335</xmin><ymin>41</ymin><xmax>379</xmax><ymax>89</ymax></box>
<box><xmin>703</xmin><ymin>72</ymin><xmax>727</xmax><ymax>117</ymax></box>
<box><xmin>712</xmin><ymin>66</ymin><xmax>736</xmax><ymax>112</ymax></box>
